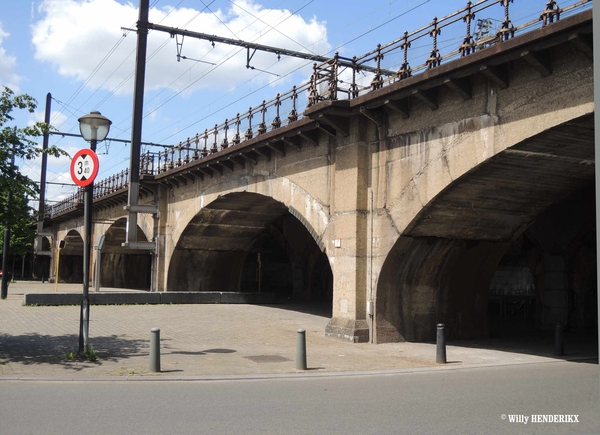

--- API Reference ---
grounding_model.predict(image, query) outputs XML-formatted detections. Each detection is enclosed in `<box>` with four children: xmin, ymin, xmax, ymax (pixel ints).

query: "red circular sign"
<box><xmin>70</xmin><ymin>149</ymin><xmax>100</xmax><ymax>187</ymax></box>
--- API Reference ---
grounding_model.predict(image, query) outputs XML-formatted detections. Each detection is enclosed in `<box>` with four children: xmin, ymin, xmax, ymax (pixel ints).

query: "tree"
<box><xmin>0</xmin><ymin>86</ymin><xmax>66</xmax><ymax>263</ymax></box>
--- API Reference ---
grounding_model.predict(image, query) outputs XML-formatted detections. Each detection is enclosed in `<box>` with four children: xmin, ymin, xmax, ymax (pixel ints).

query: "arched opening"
<box><xmin>57</xmin><ymin>230</ymin><xmax>83</xmax><ymax>283</ymax></box>
<box><xmin>100</xmin><ymin>218</ymin><xmax>152</xmax><ymax>290</ymax></box>
<box><xmin>167</xmin><ymin>192</ymin><xmax>332</xmax><ymax>309</ymax></box>
<box><xmin>376</xmin><ymin>113</ymin><xmax>596</xmax><ymax>344</ymax></box>
<box><xmin>33</xmin><ymin>237</ymin><xmax>52</xmax><ymax>281</ymax></box>
<box><xmin>488</xmin><ymin>186</ymin><xmax>597</xmax><ymax>338</ymax></box>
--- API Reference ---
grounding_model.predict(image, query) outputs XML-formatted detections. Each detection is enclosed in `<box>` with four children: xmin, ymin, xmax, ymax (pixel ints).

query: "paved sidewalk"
<box><xmin>1</xmin><ymin>282</ymin><xmax>597</xmax><ymax>380</ymax></box>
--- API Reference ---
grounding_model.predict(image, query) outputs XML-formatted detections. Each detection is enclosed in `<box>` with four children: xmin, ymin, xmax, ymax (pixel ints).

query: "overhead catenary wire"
<box><xmin>38</xmin><ymin>0</ymin><xmax>446</xmax><ymax>198</ymax></box>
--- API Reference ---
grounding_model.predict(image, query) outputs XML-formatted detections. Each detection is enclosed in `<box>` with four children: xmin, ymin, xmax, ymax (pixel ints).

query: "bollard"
<box><xmin>296</xmin><ymin>328</ymin><xmax>307</xmax><ymax>370</ymax></box>
<box><xmin>436</xmin><ymin>323</ymin><xmax>447</xmax><ymax>364</ymax></box>
<box><xmin>554</xmin><ymin>322</ymin><xmax>564</xmax><ymax>356</ymax></box>
<box><xmin>149</xmin><ymin>327</ymin><xmax>161</xmax><ymax>372</ymax></box>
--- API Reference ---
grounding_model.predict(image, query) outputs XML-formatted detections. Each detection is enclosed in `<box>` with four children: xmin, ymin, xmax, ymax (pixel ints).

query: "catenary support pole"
<box><xmin>124</xmin><ymin>0</ymin><xmax>149</xmax><ymax>247</ymax></box>
<box><xmin>593</xmin><ymin>0</ymin><xmax>600</xmax><ymax>415</ymax></box>
<box><xmin>36</xmin><ymin>93</ymin><xmax>51</xmax><ymax>268</ymax></box>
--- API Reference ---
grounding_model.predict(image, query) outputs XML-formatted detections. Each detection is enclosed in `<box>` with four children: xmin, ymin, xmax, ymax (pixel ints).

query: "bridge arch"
<box><xmin>167</xmin><ymin>191</ymin><xmax>332</xmax><ymax>303</ymax></box>
<box><xmin>165</xmin><ymin>175</ymin><xmax>329</xmax><ymax>261</ymax></box>
<box><xmin>376</xmin><ymin>113</ymin><xmax>596</xmax><ymax>343</ymax></box>
<box><xmin>100</xmin><ymin>218</ymin><xmax>152</xmax><ymax>290</ymax></box>
<box><xmin>57</xmin><ymin>230</ymin><xmax>84</xmax><ymax>283</ymax></box>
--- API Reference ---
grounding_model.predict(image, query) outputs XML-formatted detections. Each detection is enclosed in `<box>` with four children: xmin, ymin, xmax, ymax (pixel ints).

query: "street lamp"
<box><xmin>77</xmin><ymin>110</ymin><xmax>111</xmax><ymax>354</ymax></box>
<box><xmin>79</xmin><ymin>111</ymin><xmax>112</xmax><ymax>147</ymax></box>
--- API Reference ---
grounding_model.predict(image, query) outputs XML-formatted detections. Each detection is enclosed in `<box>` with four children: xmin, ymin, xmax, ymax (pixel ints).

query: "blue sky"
<box><xmin>0</xmin><ymin>0</ymin><xmax>590</xmax><ymax>207</ymax></box>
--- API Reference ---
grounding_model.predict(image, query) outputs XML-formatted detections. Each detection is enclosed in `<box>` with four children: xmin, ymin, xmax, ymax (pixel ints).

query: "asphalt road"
<box><xmin>1</xmin><ymin>360</ymin><xmax>598</xmax><ymax>435</ymax></box>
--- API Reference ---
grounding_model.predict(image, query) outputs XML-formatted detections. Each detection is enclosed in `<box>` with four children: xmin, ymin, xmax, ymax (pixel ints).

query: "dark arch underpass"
<box><xmin>167</xmin><ymin>192</ymin><xmax>332</xmax><ymax>308</ymax></box>
<box><xmin>376</xmin><ymin>113</ymin><xmax>597</xmax><ymax>343</ymax></box>
<box><xmin>100</xmin><ymin>218</ymin><xmax>152</xmax><ymax>290</ymax></box>
<box><xmin>57</xmin><ymin>230</ymin><xmax>84</xmax><ymax>283</ymax></box>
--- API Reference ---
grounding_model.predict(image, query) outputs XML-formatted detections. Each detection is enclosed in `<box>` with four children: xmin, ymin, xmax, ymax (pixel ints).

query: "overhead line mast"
<box><xmin>137</xmin><ymin>22</ymin><xmax>397</xmax><ymax>76</ymax></box>
<box><xmin>123</xmin><ymin>1</ymin><xmax>398</xmax><ymax>270</ymax></box>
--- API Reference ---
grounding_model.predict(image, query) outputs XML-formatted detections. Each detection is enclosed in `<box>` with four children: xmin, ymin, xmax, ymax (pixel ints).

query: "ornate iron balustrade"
<box><xmin>49</xmin><ymin>169</ymin><xmax>131</xmax><ymax>217</ymax></box>
<box><xmin>146</xmin><ymin>0</ymin><xmax>589</xmax><ymax>173</ymax></box>
<box><xmin>48</xmin><ymin>0</ymin><xmax>590</xmax><ymax>218</ymax></box>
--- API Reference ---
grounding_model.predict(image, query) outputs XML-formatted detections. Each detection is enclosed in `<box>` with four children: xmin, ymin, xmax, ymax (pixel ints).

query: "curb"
<box><xmin>1</xmin><ymin>356</ymin><xmax>596</xmax><ymax>382</ymax></box>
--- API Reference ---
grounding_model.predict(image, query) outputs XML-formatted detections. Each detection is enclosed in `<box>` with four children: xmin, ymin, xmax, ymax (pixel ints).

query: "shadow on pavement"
<box><xmin>0</xmin><ymin>333</ymin><xmax>147</xmax><ymax>372</ymax></box>
<box><xmin>166</xmin><ymin>349</ymin><xmax>236</xmax><ymax>356</ymax></box>
<box><xmin>448</xmin><ymin>329</ymin><xmax>599</xmax><ymax>364</ymax></box>
<box><xmin>273</xmin><ymin>300</ymin><xmax>332</xmax><ymax>318</ymax></box>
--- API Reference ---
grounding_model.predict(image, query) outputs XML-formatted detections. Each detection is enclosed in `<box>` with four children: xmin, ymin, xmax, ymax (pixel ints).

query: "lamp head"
<box><xmin>78</xmin><ymin>110</ymin><xmax>112</xmax><ymax>142</ymax></box>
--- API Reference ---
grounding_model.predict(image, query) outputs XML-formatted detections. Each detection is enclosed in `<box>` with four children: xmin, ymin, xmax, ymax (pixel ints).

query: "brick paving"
<box><xmin>0</xmin><ymin>282</ymin><xmax>597</xmax><ymax>380</ymax></box>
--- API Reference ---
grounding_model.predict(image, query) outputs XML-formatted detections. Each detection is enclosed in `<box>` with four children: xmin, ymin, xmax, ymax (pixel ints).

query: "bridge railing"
<box><xmin>148</xmin><ymin>81</ymin><xmax>312</xmax><ymax>175</ymax></box>
<box><xmin>148</xmin><ymin>0</ymin><xmax>589</xmax><ymax>173</ymax></box>
<box><xmin>308</xmin><ymin>0</ymin><xmax>589</xmax><ymax>100</ymax></box>
<box><xmin>49</xmin><ymin>0</ymin><xmax>590</xmax><ymax>218</ymax></box>
<box><xmin>48</xmin><ymin>169</ymin><xmax>130</xmax><ymax>217</ymax></box>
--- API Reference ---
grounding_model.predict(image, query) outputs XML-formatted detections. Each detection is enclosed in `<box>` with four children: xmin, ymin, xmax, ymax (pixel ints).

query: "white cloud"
<box><xmin>0</xmin><ymin>22</ymin><xmax>22</xmax><ymax>91</ymax></box>
<box><xmin>31</xmin><ymin>0</ymin><xmax>331</xmax><ymax>96</ymax></box>
<box><xmin>31</xmin><ymin>109</ymin><xmax>68</xmax><ymax>130</ymax></box>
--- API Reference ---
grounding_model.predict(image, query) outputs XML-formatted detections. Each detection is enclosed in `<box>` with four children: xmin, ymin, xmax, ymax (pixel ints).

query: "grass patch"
<box><xmin>84</xmin><ymin>346</ymin><xmax>98</xmax><ymax>362</ymax></box>
<box><xmin>65</xmin><ymin>346</ymin><xmax>99</xmax><ymax>362</ymax></box>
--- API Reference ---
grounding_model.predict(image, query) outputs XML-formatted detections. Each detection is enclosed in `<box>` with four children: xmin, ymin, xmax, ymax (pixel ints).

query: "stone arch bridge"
<box><xmin>44</xmin><ymin>7</ymin><xmax>595</xmax><ymax>344</ymax></box>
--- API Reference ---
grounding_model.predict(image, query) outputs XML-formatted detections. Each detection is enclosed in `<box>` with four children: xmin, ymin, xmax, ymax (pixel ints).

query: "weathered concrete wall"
<box><xmin>53</xmin><ymin>199</ymin><xmax>154</xmax><ymax>287</ymax></box>
<box><xmin>158</xmin><ymin>144</ymin><xmax>332</xmax><ymax>294</ymax></box>
<box><xmin>48</xmin><ymin>20</ymin><xmax>595</xmax><ymax>344</ymax></box>
<box><xmin>372</xmin><ymin>44</ymin><xmax>594</xmax><ymax>342</ymax></box>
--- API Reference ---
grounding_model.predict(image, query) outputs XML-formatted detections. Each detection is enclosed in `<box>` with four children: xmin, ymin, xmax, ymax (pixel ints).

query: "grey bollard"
<box><xmin>296</xmin><ymin>328</ymin><xmax>307</xmax><ymax>370</ymax></box>
<box><xmin>436</xmin><ymin>323</ymin><xmax>447</xmax><ymax>364</ymax></box>
<box><xmin>150</xmin><ymin>328</ymin><xmax>161</xmax><ymax>372</ymax></box>
<box><xmin>554</xmin><ymin>322</ymin><xmax>564</xmax><ymax>356</ymax></box>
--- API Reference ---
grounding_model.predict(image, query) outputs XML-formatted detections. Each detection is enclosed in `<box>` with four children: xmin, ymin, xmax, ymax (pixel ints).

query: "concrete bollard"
<box><xmin>150</xmin><ymin>327</ymin><xmax>161</xmax><ymax>372</ymax></box>
<box><xmin>296</xmin><ymin>328</ymin><xmax>307</xmax><ymax>370</ymax></box>
<box><xmin>554</xmin><ymin>322</ymin><xmax>564</xmax><ymax>356</ymax></box>
<box><xmin>436</xmin><ymin>323</ymin><xmax>447</xmax><ymax>364</ymax></box>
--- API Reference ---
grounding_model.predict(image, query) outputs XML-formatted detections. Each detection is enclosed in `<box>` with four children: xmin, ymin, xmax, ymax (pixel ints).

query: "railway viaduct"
<box><xmin>43</xmin><ymin>6</ymin><xmax>596</xmax><ymax>344</ymax></box>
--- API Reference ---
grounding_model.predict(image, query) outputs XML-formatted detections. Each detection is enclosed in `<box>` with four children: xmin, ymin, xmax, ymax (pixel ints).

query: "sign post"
<box><xmin>71</xmin><ymin>147</ymin><xmax>100</xmax><ymax>354</ymax></box>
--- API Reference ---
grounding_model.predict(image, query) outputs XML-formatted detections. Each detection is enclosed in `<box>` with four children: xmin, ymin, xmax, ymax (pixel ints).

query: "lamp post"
<box><xmin>77</xmin><ymin>110</ymin><xmax>111</xmax><ymax>354</ymax></box>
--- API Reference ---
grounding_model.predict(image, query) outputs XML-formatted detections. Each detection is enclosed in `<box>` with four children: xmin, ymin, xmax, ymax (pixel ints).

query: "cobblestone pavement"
<box><xmin>0</xmin><ymin>282</ymin><xmax>597</xmax><ymax>380</ymax></box>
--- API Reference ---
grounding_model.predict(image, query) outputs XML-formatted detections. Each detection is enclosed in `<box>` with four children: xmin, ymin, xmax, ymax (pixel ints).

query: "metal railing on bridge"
<box><xmin>49</xmin><ymin>0</ymin><xmax>590</xmax><ymax>219</ymax></box>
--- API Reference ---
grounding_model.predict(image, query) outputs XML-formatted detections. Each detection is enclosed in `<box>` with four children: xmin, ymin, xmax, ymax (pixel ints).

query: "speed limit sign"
<box><xmin>70</xmin><ymin>149</ymin><xmax>99</xmax><ymax>187</ymax></box>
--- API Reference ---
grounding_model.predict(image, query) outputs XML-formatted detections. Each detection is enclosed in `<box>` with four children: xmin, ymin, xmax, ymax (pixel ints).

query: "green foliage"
<box><xmin>65</xmin><ymin>346</ymin><xmax>98</xmax><ymax>362</ymax></box>
<box><xmin>66</xmin><ymin>350</ymin><xmax>77</xmax><ymax>360</ymax></box>
<box><xmin>0</xmin><ymin>191</ymin><xmax>35</xmax><ymax>256</ymax></box>
<box><xmin>84</xmin><ymin>346</ymin><xmax>98</xmax><ymax>362</ymax></box>
<box><xmin>0</xmin><ymin>86</ymin><xmax>67</xmax><ymax>255</ymax></box>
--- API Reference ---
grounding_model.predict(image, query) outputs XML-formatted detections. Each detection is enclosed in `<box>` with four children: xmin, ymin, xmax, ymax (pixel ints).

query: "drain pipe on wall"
<box><xmin>367</xmin><ymin>188</ymin><xmax>375</xmax><ymax>344</ymax></box>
